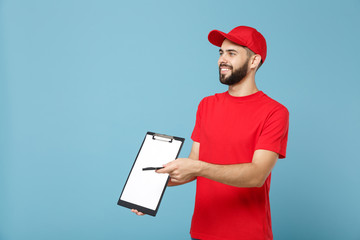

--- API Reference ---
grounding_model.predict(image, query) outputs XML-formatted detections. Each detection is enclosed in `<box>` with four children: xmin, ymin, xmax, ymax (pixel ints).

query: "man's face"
<box><xmin>218</xmin><ymin>39</ymin><xmax>251</xmax><ymax>86</ymax></box>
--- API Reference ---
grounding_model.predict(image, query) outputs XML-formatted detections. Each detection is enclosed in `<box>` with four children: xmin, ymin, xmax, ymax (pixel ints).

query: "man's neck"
<box><xmin>228</xmin><ymin>74</ymin><xmax>258</xmax><ymax>97</ymax></box>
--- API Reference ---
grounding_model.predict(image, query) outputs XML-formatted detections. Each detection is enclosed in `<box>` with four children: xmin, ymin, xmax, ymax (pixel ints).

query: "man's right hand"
<box><xmin>131</xmin><ymin>209</ymin><xmax>146</xmax><ymax>216</ymax></box>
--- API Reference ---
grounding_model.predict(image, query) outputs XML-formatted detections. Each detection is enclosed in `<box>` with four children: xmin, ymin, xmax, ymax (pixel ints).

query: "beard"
<box><xmin>219</xmin><ymin>61</ymin><xmax>249</xmax><ymax>86</ymax></box>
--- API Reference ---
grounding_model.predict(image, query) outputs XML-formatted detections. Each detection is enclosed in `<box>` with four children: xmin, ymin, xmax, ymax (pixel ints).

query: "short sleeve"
<box><xmin>191</xmin><ymin>99</ymin><xmax>204</xmax><ymax>143</ymax></box>
<box><xmin>255</xmin><ymin>106</ymin><xmax>289</xmax><ymax>159</ymax></box>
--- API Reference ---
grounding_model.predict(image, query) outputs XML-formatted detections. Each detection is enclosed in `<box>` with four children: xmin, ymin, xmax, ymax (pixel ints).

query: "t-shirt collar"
<box><xmin>225</xmin><ymin>90</ymin><xmax>265</xmax><ymax>102</ymax></box>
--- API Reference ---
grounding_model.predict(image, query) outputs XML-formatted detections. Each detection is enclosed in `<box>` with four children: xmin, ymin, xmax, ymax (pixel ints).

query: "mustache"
<box><xmin>219</xmin><ymin>63</ymin><xmax>232</xmax><ymax>69</ymax></box>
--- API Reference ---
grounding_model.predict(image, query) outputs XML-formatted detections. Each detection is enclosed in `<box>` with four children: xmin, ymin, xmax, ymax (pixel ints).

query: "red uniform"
<box><xmin>190</xmin><ymin>91</ymin><xmax>289</xmax><ymax>240</ymax></box>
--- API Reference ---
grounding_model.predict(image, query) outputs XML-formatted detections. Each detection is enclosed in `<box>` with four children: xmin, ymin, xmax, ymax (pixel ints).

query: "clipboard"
<box><xmin>117</xmin><ymin>132</ymin><xmax>185</xmax><ymax>216</ymax></box>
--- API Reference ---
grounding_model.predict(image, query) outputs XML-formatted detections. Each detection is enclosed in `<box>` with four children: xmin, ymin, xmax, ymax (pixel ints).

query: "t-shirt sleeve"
<box><xmin>255</xmin><ymin>106</ymin><xmax>289</xmax><ymax>159</ymax></box>
<box><xmin>191</xmin><ymin>99</ymin><xmax>204</xmax><ymax>143</ymax></box>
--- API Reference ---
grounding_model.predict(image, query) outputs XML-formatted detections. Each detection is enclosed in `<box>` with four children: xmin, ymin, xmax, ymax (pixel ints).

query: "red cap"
<box><xmin>208</xmin><ymin>26</ymin><xmax>267</xmax><ymax>63</ymax></box>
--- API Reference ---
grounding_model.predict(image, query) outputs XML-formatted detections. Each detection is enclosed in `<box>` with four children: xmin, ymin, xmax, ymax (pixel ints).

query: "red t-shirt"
<box><xmin>190</xmin><ymin>91</ymin><xmax>289</xmax><ymax>240</ymax></box>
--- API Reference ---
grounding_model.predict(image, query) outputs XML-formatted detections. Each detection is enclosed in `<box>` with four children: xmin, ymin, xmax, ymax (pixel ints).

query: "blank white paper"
<box><xmin>120</xmin><ymin>134</ymin><xmax>182</xmax><ymax>210</ymax></box>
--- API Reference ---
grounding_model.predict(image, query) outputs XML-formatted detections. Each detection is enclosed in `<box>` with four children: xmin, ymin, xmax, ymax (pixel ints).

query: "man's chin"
<box><xmin>220</xmin><ymin>74</ymin><xmax>230</xmax><ymax>84</ymax></box>
<box><xmin>220</xmin><ymin>78</ymin><xmax>232</xmax><ymax>86</ymax></box>
<box><xmin>219</xmin><ymin>75</ymin><xmax>243</xmax><ymax>86</ymax></box>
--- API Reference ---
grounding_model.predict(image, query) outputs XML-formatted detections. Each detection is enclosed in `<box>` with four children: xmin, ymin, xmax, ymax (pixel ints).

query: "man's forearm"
<box><xmin>158</xmin><ymin>147</ymin><xmax>278</xmax><ymax>188</ymax></box>
<box><xmin>195</xmin><ymin>149</ymin><xmax>278</xmax><ymax>188</ymax></box>
<box><xmin>196</xmin><ymin>161</ymin><xmax>265</xmax><ymax>188</ymax></box>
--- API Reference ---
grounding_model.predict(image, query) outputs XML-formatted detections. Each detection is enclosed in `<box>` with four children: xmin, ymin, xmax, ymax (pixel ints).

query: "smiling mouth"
<box><xmin>219</xmin><ymin>65</ymin><xmax>232</xmax><ymax>74</ymax></box>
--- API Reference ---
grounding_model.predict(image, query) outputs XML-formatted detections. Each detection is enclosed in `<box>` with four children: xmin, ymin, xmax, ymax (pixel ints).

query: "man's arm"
<box><xmin>157</xmin><ymin>149</ymin><xmax>278</xmax><ymax>188</ymax></box>
<box><xmin>167</xmin><ymin>141</ymin><xmax>199</xmax><ymax>186</ymax></box>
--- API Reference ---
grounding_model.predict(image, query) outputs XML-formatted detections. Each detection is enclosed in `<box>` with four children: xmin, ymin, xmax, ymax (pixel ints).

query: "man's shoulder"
<box><xmin>262</xmin><ymin>93</ymin><xmax>289</xmax><ymax>115</ymax></box>
<box><xmin>199</xmin><ymin>92</ymin><xmax>227</xmax><ymax>104</ymax></box>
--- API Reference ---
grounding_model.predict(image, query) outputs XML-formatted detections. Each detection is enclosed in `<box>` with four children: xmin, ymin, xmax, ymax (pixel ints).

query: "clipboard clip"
<box><xmin>152</xmin><ymin>133</ymin><xmax>173</xmax><ymax>143</ymax></box>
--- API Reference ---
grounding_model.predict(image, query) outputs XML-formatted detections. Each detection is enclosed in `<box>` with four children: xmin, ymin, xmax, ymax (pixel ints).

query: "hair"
<box><xmin>244</xmin><ymin>47</ymin><xmax>263</xmax><ymax>71</ymax></box>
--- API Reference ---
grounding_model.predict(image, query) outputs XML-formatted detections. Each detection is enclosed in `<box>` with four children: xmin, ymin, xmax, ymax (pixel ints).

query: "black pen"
<box><xmin>142</xmin><ymin>167</ymin><xmax>164</xmax><ymax>171</ymax></box>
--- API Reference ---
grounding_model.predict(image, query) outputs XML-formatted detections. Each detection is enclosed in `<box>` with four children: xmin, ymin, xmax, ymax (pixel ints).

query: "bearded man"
<box><xmin>133</xmin><ymin>26</ymin><xmax>289</xmax><ymax>240</ymax></box>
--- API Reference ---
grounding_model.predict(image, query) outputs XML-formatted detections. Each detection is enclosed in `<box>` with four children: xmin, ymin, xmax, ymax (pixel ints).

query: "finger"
<box><xmin>156</xmin><ymin>162</ymin><xmax>177</xmax><ymax>174</ymax></box>
<box><xmin>131</xmin><ymin>209</ymin><xmax>138</xmax><ymax>214</ymax></box>
<box><xmin>170</xmin><ymin>177</ymin><xmax>180</xmax><ymax>183</ymax></box>
<box><xmin>131</xmin><ymin>209</ymin><xmax>145</xmax><ymax>216</ymax></box>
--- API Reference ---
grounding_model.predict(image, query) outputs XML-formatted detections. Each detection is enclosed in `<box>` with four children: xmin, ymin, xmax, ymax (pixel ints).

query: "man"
<box><xmin>132</xmin><ymin>26</ymin><xmax>289</xmax><ymax>240</ymax></box>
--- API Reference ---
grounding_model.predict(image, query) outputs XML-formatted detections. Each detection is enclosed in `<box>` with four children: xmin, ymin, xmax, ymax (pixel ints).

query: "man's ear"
<box><xmin>250</xmin><ymin>54</ymin><xmax>262</xmax><ymax>70</ymax></box>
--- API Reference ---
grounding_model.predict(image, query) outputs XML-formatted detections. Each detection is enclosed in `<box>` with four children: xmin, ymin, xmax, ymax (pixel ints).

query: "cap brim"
<box><xmin>208</xmin><ymin>29</ymin><xmax>247</xmax><ymax>48</ymax></box>
<box><xmin>208</xmin><ymin>30</ymin><xmax>227</xmax><ymax>47</ymax></box>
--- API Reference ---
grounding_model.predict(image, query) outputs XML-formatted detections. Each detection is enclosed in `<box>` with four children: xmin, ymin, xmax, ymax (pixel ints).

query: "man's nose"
<box><xmin>218</xmin><ymin>55</ymin><xmax>228</xmax><ymax>65</ymax></box>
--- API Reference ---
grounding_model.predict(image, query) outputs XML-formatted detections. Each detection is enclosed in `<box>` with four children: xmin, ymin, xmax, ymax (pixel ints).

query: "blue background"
<box><xmin>1</xmin><ymin>0</ymin><xmax>360</xmax><ymax>239</ymax></box>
